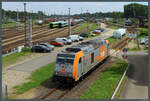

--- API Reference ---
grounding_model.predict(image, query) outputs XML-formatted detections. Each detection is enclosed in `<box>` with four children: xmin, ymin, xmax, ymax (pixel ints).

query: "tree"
<box><xmin>124</xmin><ymin>3</ymin><xmax>148</xmax><ymax>19</ymax></box>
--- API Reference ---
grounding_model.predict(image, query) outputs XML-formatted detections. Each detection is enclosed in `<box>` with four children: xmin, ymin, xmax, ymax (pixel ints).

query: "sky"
<box><xmin>2</xmin><ymin>2</ymin><xmax>148</xmax><ymax>15</ymax></box>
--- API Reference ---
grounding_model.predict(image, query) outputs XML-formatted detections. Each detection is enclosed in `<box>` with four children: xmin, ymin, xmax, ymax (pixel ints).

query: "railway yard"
<box><xmin>2</xmin><ymin>2</ymin><xmax>148</xmax><ymax>100</ymax></box>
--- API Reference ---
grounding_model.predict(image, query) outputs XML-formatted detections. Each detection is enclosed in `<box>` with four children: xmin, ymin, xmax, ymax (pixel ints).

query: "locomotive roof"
<box><xmin>64</xmin><ymin>38</ymin><xmax>105</xmax><ymax>53</ymax></box>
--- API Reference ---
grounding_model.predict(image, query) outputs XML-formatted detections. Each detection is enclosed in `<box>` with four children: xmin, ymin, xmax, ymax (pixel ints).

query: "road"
<box><xmin>119</xmin><ymin>51</ymin><xmax>148</xmax><ymax>99</ymax></box>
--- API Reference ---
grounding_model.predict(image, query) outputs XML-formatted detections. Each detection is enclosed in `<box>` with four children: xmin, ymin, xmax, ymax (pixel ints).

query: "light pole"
<box><xmin>24</xmin><ymin>3</ymin><xmax>27</xmax><ymax>47</ymax></box>
<box><xmin>68</xmin><ymin>8</ymin><xmax>71</xmax><ymax>36</ymax></box>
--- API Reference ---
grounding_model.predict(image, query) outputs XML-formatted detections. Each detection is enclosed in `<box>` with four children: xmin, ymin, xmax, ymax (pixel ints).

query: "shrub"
<box><xmin>21</xmin><ymin>47</ymin><xmax>31</xmax><ymax>52</ymax></box>
<box><xmin>138</xmin><ymin>28</ymin><xmax>148</xmax><ymax>38</ymax></box>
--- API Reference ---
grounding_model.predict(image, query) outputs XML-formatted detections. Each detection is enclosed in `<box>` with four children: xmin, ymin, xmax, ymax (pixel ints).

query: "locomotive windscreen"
<box><xmin>56</xmin><ymin>58</ymin><xmax>74</xmax><ymax>64</ymax></box>
<box><xmin>56</xmin><ymin>54</ymin><xmax>75</xmax><ymax>65</ymax></box>
<box><xmin>66</xmin><ymin>47</ymin><xmax>81</xmax><ymax>52</ymax></box>
<box><xmin>57</xmin><ymin>54</ymin><xmax>75</xmax><ymax>58</ymax></box>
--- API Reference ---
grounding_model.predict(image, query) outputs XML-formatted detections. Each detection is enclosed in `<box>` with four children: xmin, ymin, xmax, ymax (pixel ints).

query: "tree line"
<box><xmin>2</xmin><ymin>3</ymin><xmax>148</xmax><ymax>23</ymax></box>
<box><xmin>74</xmin><ymin>3</ymin><xmax>148</xmax><ymax>19</ymax></box>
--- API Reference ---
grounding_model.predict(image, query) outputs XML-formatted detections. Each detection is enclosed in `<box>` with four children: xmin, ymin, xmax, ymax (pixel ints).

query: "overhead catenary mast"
<box><xmin>28</xmin><ymin>11</ymin><xmax>32</xmax><ymax>48</ymax></box>
<box><xmin>87</xmin><ymin>10</ymin><xmax>90</xmax><ymax>33</ymax></box>
<box><xmin>3</xmin><ymin>10</ymin><xmax>7</xmax><ymax>33</ymax></box>
<box><xmin>24</xmin><ymin>3</ymin><xmax>27</xmax><ymax>47</ymax></box>
<box><xmin>68</xmin><ymin>8</ymin><xmax>71</xmax><ymax>36</ymax></box>
<box><xmin>16</xmin><ymin>9</ymin><xmax>19</xmax><ymax>30</ymax></box>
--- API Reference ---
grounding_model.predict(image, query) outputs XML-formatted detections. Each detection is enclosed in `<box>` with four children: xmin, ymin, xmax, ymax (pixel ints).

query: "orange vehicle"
<box><xmin>53</xmin><ymin>38</ymin><xmax>109</xmax><ymax>83</ymax></box>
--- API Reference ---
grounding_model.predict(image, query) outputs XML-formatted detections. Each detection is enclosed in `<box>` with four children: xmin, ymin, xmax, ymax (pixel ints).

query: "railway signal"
<box><xmin>122</xmin><ymin>48</ymin><xmax>128</xmax><ymax>59</ymax></box>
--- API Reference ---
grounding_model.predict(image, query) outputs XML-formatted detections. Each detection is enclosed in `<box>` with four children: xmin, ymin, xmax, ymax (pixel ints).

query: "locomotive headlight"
<box><xmin>55</xmin><ymin>71</ymin><xmax>59</xmax><ymax>75</ymax></box>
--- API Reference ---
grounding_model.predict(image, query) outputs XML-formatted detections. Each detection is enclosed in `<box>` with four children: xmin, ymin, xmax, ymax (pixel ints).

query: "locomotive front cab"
<box><xmin>54</xmin><ymin>53</ymin><xmax>75</xmax><ymax>82</ymax></box>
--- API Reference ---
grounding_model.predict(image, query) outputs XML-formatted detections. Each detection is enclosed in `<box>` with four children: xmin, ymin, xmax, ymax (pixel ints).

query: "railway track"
<box><xmin>2</xmin><ymin>24</ymin><xmax>49</xmax><ymax>35</ymax></box>
<box><xmin>2</xmin><ymin>25</ymin><xmax>49</xmax><ymax>40</ymax></box>
<box><xmin>35</xmin><ymin>37</ymin><xmax>132</xmax><ymax>100</ymax></box>
<box><xmin>2</xmin><ymin>24</ymin><xmax>80</xmax><ymax>53</ymax></box>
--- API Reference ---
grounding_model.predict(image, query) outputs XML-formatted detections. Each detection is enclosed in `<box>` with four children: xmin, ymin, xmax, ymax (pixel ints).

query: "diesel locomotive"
<box><xmin>53</xmin><ymin>38</ymin><xmax>109</xmax><ymax>82</ymax></box>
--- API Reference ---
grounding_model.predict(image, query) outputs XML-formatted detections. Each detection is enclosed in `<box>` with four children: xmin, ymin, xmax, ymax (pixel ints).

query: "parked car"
<box><xmin>78</xmin><ymin>36</ymin><xmax>84</xmax><ymax>41</ymax></box>
<box><xmin>56</xmin><ymin>37</ymin><xmax>72</xmax><ymax>45</ymax></box>
<box><xmin>39</xmin><ymin>43</ymin><xmax>54</xmax><ymax>51</ymax></box>
<box><xmin>96</xmin><ymin>28</ymin><xmax>104</xmax><ymax>32</ymax></box>
<box><xmin>124</xmin><ymin>21</ymin><xmax>132</xmax><ymax>26</ymax></box>
<box><xmin>69</xmin><ymin>35</ymin><xmax>83</xmax><ymax>41</ymax></box>
<box><xmin>68</xmin><ymin>35</ymin><xmax>80</xmax><ymax>42</ymax></box>
<box><xmin>49</xmin><ymin>40</ymin><xmax>64</xmax><ymax>46</ymax></box>
<box><xmin>140</xmin><ymin>37</ymin><xmax>148</xmax><ymax>44</ymax></box>
<box><xmin>92</xmin><ymin>30</ymin><xmax>101</xmax><ymax>34</ymax></box>
<box><xmin>31</xmin><ymin>45</ymin><xmax>51</xmax><ymax>53</ymax></box>
<box><xmin>80</xmin><ymin>33</ymin><xmax>88</xmax><ymax>38</ymax></box>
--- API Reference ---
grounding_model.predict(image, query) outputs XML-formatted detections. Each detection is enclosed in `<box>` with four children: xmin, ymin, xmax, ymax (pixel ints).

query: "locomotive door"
<box><xmin>78</xmin><ymin>57</ymin><xmax>83</xmax><ymax>77</ymax></box>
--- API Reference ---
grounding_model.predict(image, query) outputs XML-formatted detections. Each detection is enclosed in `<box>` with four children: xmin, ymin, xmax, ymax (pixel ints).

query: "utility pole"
<box><xmin>81</xmin><ymin>8</ymin><xmax>83</xmax><ymax>18</ymax></box>
<box><xmin>87</xmin><ymin>10</ymin><xmax>90</xmax><ymax>33</ymax></box>
<box><xmin>16</xmin><ymin>9</ymin><xmax>19</xmax><ymax>30</ymax></box>
<box><xmin>29</xmin><ymin>13</ymin><xmax>32</xmax><ymax>48</ymax></box>
<box><xmin>24</xmin><ymin>3</ymin><xmax>27</xmax><ymax>47</ymax></box>
<box><xmin>68</xmin><ymin>8</ymin><xmax>71</xmax><ymax>36</ymax></box>
<box><xmin>4</xmin><ymin>10</ymin><xmax>7</xmax><ymax>33</ymax></box>
<box><xmin>32</xmin><ymin>10</ymin><xmax>34</xmax><ymax>28</ymax></box>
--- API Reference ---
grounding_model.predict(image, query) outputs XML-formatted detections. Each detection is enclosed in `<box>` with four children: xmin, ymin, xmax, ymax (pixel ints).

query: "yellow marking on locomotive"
<box><xmin>72</xmin><ymin>51</ymin><xmax>84</xmax><ymax>81</ymax></box>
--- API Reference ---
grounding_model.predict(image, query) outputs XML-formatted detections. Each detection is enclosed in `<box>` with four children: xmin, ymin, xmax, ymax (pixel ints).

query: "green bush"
<box><xmin>138</xmin><ymin>28</ymin><xmax>148</xmax><ymax>38</ymax></box>
<box><xmin>21</xmin><ymin>47</ymin><xmax>31</xmax><ymax>52</ymax></box>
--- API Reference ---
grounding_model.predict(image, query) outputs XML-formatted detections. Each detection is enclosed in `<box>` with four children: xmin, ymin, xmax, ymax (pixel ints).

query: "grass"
<box><xmin>127</xmin><ymin>47</ymin><xmax>141</xmax><ymax>51</ymax></box>
<box><xmin>2</xmin><ymin>93</ymin><xmax>6</xmax><ymax>99</ymax></box>
<box><xmin>144</xmin><ymin>46</ymin><xmax>148</xmax><ymax>50</ymax></box>
<box><xmin>106</xmin><ymin>37</ymin><xmax>116</xmax><ymax>45</ymax></box>
<box><xmin>13</xmin><ymin>62</ymin><xmax>55</xmax><ymax>94</ymax></box>
<box><xmin>89</xmin><ymin>23</ymin><xmax>101</xmax><ymax>31</ymax></box>
<box><xmin>75</xmin><ymin>22</ymin><xmax>100</xmax><ymax>32</ymax></box>
<box><xmin>137</xmin><ymin>28</ymin><xmax>148</xmax><ymax>38</ymax></box>
<box><xmin>110</xmin><ymin>26</ymin><xmax>119</xmax><ymax>30</ymax></box>
<box><xmin>114</xmin><ymin>63</ymin><xmax>133</xmax><ymax>99</ymax></box>
<box><xmin>2</xmin><ymin>48</ymin><xmax>31</xmax><ymax>69</ymax></box>
<box><xmin>88</xmin><ymin>33</ymin><xmax>99</xmax><ymax>37</ymax></box>
<box><xmin>114</xmin><ymin>76</ymin><xmax>127</xmax><ymax>99</ymax></box>
<box><xmin>74</xmin><ymin>22</ymin><xmax>87</xmax><ymax>31</ymax></box>
<box><xmin>2</xmin><ymin>21</ymin><xmax>24</xmax><ymax>29</ymax></box>
<box><xmin>80</xmin><ymin>59</ymin><xmax>128</xmax><ymax>99</ymax></box>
